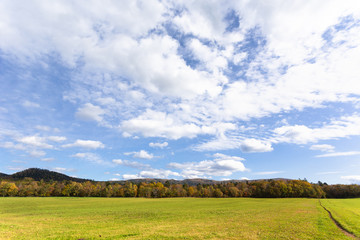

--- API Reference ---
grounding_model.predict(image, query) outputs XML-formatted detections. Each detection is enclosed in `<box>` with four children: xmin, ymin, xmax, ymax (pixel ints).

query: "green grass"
<box><xmin>320</xmin><ymin>198</ymin><xmax>360</xmax><ymax>237</ymax></box>
<box><xmin>0</xmin><ymin>198</ymin><xmax>354</xmax><ymax>240</ymax></box>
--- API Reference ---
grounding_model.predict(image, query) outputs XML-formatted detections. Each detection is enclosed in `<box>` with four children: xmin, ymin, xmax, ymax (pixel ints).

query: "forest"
<box><xmin>1</xmin><ymin>168</ymin><xmax>359</xmax><ymax>198</ymax></box>
<box><xmin>1</xmin><ymin>177</ymin><xmax>359</xmax><ymax>198</ymax></box>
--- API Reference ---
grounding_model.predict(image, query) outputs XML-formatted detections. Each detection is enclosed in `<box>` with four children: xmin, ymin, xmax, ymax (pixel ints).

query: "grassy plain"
<box><xmin>0</xmin><ymin>198</ymin><xmax>355</xmax><ymax>240</ymax></box>
<box><xmin>321</xmin><ymin>198</ymin><xmax>360</xmax><ymax>237</ymax></box>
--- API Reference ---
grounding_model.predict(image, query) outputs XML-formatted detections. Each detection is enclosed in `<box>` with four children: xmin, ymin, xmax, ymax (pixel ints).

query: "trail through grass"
<box><xmin>320</xmin><ymin>199</ymin><xmax>360</xmax><ymax>238</ymax></box>
<box><xmin>0</xmin><ymin>198</ymin><xmax>354</xmax><ymax>240</ymax></box>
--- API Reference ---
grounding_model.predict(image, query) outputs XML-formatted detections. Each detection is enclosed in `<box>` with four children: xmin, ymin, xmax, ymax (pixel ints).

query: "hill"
<box><xmin>5</xmin><ymin>168</ymin><xmax>91</xmax><ymax>182</ymax></box>
<box><xmin>0</xmin><ymin>172</ymin><xmax>9</xmax><ymax>178</ymax></box>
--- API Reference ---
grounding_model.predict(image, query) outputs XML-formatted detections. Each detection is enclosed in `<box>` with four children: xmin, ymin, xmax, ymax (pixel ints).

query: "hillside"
<box><xmin>5</xmin><ymin>168</ymin><xmax>91</xmax><ymax>182</ymax></box>
<box><xmin>0</xmin><ymin>172</ymin><xmax>9</xmax><ymax>178</ymax></box>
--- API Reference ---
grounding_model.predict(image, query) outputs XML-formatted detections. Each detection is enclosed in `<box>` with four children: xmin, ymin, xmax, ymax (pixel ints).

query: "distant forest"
<box><xmin>0</xmin><ymin>168</ymin><xmax>359</xmax><ymax>198</ymax></box>
<box><xmin>1</xmin><ymin>178</ymin><xmax>360</xmax><ymax>198</ymax></box>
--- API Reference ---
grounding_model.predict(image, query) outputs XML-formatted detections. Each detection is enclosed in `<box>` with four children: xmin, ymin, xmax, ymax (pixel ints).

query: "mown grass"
<box><xmin>321</xmin><ymin>198</ymin><xmax>360</xmax><ymax>237</ymax></box>
<box><xmin>0</xmin><ymin>198</ymin><xmax>353</xmax><ymax>240</ymax></box>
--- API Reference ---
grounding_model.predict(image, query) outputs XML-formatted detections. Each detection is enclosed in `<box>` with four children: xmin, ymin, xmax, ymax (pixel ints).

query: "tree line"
<box><xmin>1</xmin><ymin>178</ymin><xmax>359</xmax><ymax>198</ymax></box>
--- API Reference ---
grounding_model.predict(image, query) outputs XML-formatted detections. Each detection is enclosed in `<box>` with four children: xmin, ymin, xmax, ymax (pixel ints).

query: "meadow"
<box><xmin>321</xmin><ymin>199</ymin><xmax>360</xmax><ymax>237</ymax></box>
<box><xmin>0</xmin><ymin>198</ymin><xmax>358</xmax><ymax>240</ymax></box>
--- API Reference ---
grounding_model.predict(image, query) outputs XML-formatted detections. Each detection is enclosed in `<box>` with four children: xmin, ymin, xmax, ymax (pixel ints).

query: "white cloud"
<box><xmin>233</xmin><ymin>52</ymin><xmax>247</xmax><ymax>65</ymax></box>
<box><xmin>169</xmin><ymin>153</ymin><xmax>246</xmax><ymax>178</ymax></box>
<box><xmin>22</xmin><ymin>100</ymin><xmax>40</xmax><ymax>108</ymax></box>
<box><xmin>1</xmin><ymin>141</ymin><xmax>27</xmax><ymax>150</ymax></box>
<box><xmin>17</xmin><ymin>135</ymin><xmax>53</xmax><ymax>149</ymax></box>
<box><xmin>124</xmin><ymin>150</ymin><xmax>154</xmax><ymax>159</ymax></box>
<box><xmin>172</xmin><ymin>1</ymin><xmax>240</xmax><ymax>43</ymax></box>
<box><xmin>75</xmin><ymin>103</ymin><xmax>105</xmax><ymax>122</ymax></box>
<box><xmin>47</xmin><ymin>136</ymin><xmax>67</xmax><ymax>142</ymax></box>
<box><xmin>188</xmin><ymin>38</ymin><xmax>228</xmax><ymax>72</ymax></box>
<box><xmin>35</xmin><ymin>126</ymin><xmax>60</xmax><ymax>132</ymax></box>
<box><xmin>193</xmin><ymin>136</ymin><xmax>240</xmax><ymax>151</ymax></box>
<box><xmin>112</xmin><ymin>159</ymin><xmax>151</xmax><ymax>169</ymax></box>
<box><xmin>149</xmin><ymin>142</ymin><xmax>168</xmax><ymax>148</ymax></box>
<box><xmin>8</xmin><ymin>167</ymin><xmax>24</xmax><ymax>172</ymax></box>
<box><xmin>0</xmin><ymin>0</ymin><xmax>167</xmax><ymax>63</ymax></box>
<box><xmin>194</xmin><ymin>136</ymin><xmax>273</xmax><ymax>153</ymax></box>
<box><xmin>28</xmin><ymin>150</ymin><xmax>46</xmax><ymax>158</ymax></box>
<box><xmin>41</xmin><ymin>157</ymin><xmax>55</xmax><ymax>162</ymax></box>
<box><xmin>2</xmin><ymin>1</ymin><xmax>360</xmax><ymax>160</ymax></box>
<box><xmin>317</xmin><ymin>171</ymin><xmax>341</xmax><ymax>175</ymax></box>
<box><xmin>122</xmin><ymin>169</ymin><xmax>180</xmax><ymax>179</ymax></box>
<box><xmin>240</xmin><ymin>139</ymin><xmax>273</xmax><ymax>153</ymax></box>
<box><xmin>273</xmin><ymin>114</ymin><xmax>360</xmax><ymax>144</ymax></box>
<box><xmin>121</xmin><ymin>110</ymin><xmax>212</xmax><ymax>140</ymax></box>
<box><xmin>254</xmin><ymin>171</ymin><xmax>283</xmax><ymax>175</ymax></box>
<box><xmin>62</xmin><ymin>139</ymin><xmax>104</xmax><ymax>149</ymax></box>
<box><xmin>122</xmin><ymin>174</ymin><xmax>141</xmax><ymax>180</ymax></box>
<box><xmin>341</xmin><ymin>175</ymin><xmax>360</xmax><ymax>183</ymax></box>
<box><xmin>109</xmin><ymin>178</ymin><xmax>120</xmax><ymax>181</ymax></box>
<box><xmin>95</xmin><ymin>97</ymin><xmax>116</xmax><ymax>106</ymax></box>
<box><xmin>315</xmin><ymin>151</ymin><xmax>360</xmax><ymax>158</ymax></box>
<box><xmin>35</xmin><ymin>125</ymin><xmax>51</xmax><ymax>131</ymax></box>
<box><xmin>310</xmin><ymin>144</ymin><xmax>335</xmax><ymax>152</ymax></box>
<box><xmin>52</xmin><ymin>167</ymin><xmax>74</xmax><ymax>173</ymax></box>
<box><xmin>72</xmin><ymin>152</ymin><xmax>109</xmax><ymax>165</ymax></box>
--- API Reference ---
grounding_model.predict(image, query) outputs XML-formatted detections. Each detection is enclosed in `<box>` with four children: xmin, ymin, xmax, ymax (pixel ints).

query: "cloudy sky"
<box><xmin>1</xmin><ymin>0</ymin><xmax>360</xmax><ymax>184</ymax></box>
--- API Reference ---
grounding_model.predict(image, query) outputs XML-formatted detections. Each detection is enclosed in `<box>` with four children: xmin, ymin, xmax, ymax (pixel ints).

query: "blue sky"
<box><xmin>1</xmin><ymin>1</ymin><xmax>360</xmax><ymax>184</ymax></box>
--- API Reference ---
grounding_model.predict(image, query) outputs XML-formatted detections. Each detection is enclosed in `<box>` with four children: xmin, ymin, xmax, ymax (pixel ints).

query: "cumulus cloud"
<box><xmin>273</xmin><ymin>114</ymin><xmax>360</xmax><ymax>144</ymax></box>
<box><xmin>168</xmin><ymin>153</ymin><xmax>246</xmax><ymax>178</ymax></box>
<box><xmin>75</xmin><ymin>103</ymin><xmax>105</xmax><ymax>122</ymax></box>
<box><xmin>17</xmin><ymin>136</ymin><xmax>53</xmax><ymax>149</ymax></box>
<box><xmin>240</xmin><ymin>139</ymin><xmax>273</xmax><ymax>153</ymax></box>
<box><xmin>63</xmin><ymin>139</ymin><xmax>105</xmax><ymax>149</ymax></box>
<box><xmin>310</xmin><ymin>144</ymin><xmax>335</xmax><ymax>152</ymax></box>
<box><xmin>149</xmin><ymin>142</ymin><xmax>168</xmax><ymax>148</ymax></box>
<box><xmin>121</xmin><ymin>110</ymin><xmax>212</xmax><ymax>140</ymax></box>
<box><xmin>124</xmin><ymin>150</ymin><xmax>154</xmax><ymax>159</ymax></box>
<box><xmin>112</xmin><ymin>159</ymin><xmax>151</xmax><ymax>170</ymax></box>
<box><xmin>3</xmin><ymin>1</ymin><xmax>359</xmax><ymax>144</ymax></box>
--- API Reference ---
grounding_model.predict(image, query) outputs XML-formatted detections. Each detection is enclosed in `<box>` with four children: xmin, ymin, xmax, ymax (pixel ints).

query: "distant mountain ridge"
<box><xmin>0</xmin><ymin>168</ymin><xmax>291</xmax><ymax>185</ymax></box>
<box><xmin>1</xmin><ymin>168</ymin><xmax>91</xmax><ymax>182</ymax></box>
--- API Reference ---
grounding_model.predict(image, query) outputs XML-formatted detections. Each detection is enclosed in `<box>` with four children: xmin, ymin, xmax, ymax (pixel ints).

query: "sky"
<box><xmin>1</xmin><ymin>0</ymin><xmax>360</xmax><ymax>184</ymax></box>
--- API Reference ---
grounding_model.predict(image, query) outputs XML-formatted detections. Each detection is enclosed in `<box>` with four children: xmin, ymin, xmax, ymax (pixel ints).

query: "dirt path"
<box><xmin>319</xmin><ymin>200</ymin><xmax>360</xmax><ymax>240</ymax></box>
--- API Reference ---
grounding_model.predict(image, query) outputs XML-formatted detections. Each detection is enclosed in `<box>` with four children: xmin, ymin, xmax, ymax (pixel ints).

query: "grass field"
<box><xmin>0</xmin><ymin>198</ymin><xmax>357</xmax><ymax>240</ymax></box>
<box><xmin>321</xmin><ymin>198</ymin><xmax>360</xmax><ymax>237</ymax></box>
